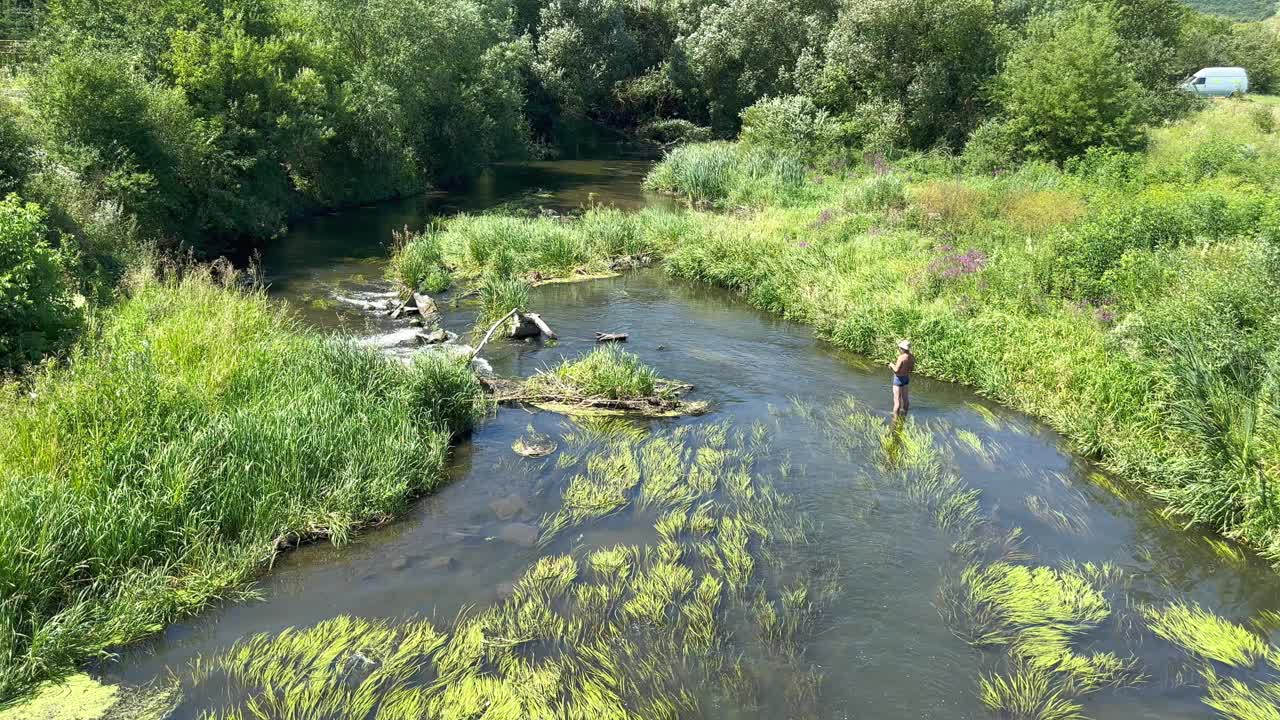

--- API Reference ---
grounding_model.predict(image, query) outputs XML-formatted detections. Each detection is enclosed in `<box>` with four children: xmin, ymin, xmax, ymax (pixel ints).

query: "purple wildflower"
<box><xmin>864</xmin><ymin>152</ymin><xmax>891</xmax><ymax>176</ymax></box>
<box><xmin>927</xmin><ymin>247</ymin><xmax>988</xmax><ymax>281</ymax></box>
<box><xmin>797</xmin><ymin>241</ymin><xmax>810</xmax><ymax>249</ymax></box>
<box><xmin>810</xmin><ymin>209</ymin><xmax>836</xmax><ymax>229</ymax></box>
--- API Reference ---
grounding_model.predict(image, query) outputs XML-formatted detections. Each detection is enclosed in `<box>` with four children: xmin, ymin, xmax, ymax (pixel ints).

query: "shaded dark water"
<box><xmin>103</xmin><ymin>161</ymin><xmax>1280</xmax><ymax>719</ymax></box>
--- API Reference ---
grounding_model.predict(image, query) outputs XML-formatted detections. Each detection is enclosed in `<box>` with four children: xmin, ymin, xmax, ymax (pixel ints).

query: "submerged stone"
<box><xmin>427</xmin><ymin>556</ymin><xmax>459</xmax><ymax>571</ymax></box>
<box><xmin>489</xmin><ymin>494</ymin><xmax>528</xmax><ymax>521</ymax></box>
<box><xmin>498</xmin><ymin>522</ymin><xmax>539</xmax><ymax>547</ymax></box>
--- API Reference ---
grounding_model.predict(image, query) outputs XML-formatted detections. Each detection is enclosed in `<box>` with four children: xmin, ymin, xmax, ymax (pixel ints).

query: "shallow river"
<box><xmin>104</xmin><ymin>159</ymin><xmax>1280</xmax><ymax>719</ymax></box>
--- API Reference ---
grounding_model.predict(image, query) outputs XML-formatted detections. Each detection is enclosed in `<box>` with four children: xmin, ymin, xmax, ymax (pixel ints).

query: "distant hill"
<box><xmin>1181</xmin><ymin>0</ymin><xmax>1276</xmax><ymax>20</ymax></box>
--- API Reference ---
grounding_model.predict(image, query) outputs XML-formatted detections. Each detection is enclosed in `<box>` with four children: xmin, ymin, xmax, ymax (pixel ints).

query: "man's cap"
<box><xmin>899</xmin><ymin>340</ymin><xmax>912</xmax><ymax>351</ymax></box>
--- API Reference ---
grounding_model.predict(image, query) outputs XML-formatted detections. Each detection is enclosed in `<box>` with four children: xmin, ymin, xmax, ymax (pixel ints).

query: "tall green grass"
<box><xmin>644</xmin><ymin>142</ymin><xmax>812</xmax><ymax>207</ymax></box>
<box><xmin>391</xmin><ymin>206</ymin><xmax>691</xmax><ymax>284</ymax></box>
<box><xmin>0</xmin><ymin>267</ymin><xmax>487</xmax><ymax>700</ymax></box>
<box><xmin>529</xmin><ymin>346</ymin><xmax>661</xmax><ymax>400</ymax></box>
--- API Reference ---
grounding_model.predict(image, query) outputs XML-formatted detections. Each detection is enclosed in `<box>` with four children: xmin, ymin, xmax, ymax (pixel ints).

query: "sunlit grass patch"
<box><xmin>965</xmin><ymin>402</ymin><xmax>1003</xmax><ymax>430</ymax></box>
<box><xmin>528</xmin><ymin>346</ymin><xmax>660</xmax><ymax>400</ymax></box>
<box><xmin>1204</xmin><ymin>537</ymin><xmax>1250</xmax><ymax>567</ymax></box>
<box><xmin>1201</xmin><ymin>668</ymin><xmax>1280</xmax><ymax>720</ymax></box>
<box><xmin>1000</xmin><ymin>190</ymin><xmax>1085</xmax><ymax>235</ymax></box>
<box><xmin>1143</xmin><ymin>601</ymin><xmax>1268</xmax><ymax>668</ymax></box>
<box><xmin>476</xmin><ymin>275</ymin><xmax>530</xmax><ymax>327</ymax></box>
<box><xmin>979</xmin><ymin>661</ymin><xmax>1085</xmax><ymax>720</ymax></box>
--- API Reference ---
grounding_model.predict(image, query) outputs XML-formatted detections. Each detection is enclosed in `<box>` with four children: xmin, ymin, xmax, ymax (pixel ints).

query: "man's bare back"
<box><xmin>889</xmin><ymin>340</ymin><xmax>913</xmax><ymax>416</ymax></box>
<box><xmin>892</xmin><ymin>352</ymin><xmax>914</xmax><ymax>377</ymax></box>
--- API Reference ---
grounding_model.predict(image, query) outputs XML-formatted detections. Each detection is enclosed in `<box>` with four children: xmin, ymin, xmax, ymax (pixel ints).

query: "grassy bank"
<box><xmin>393</xmin><ymin>97</ymin><xmax>1280</xmax><ymax>562</ymax></box>
<box><xmin>0</xmin><ymin>267</ymin><xmax>487</xmax><ymax>701</ymax></box>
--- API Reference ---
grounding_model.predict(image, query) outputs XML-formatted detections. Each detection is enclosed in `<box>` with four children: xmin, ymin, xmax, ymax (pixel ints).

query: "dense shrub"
<box><xmin>0</xmin><ymin>101</ymin><xmax>33</xmax><ymax>195</ymax></box>
<box><xmin>1049</xmin><ymin>188</ymin><xmax>1262</xmax><ymax>300</ymax></box>
<box><xmin>636</xmin><ymin>119</ymin><xmax>713</xmax><ymax>145</ymax></box>
<box><xmin>0</xmin><ymin>196</ymin><xmax>82</xmax><ymax>372</ymax></box>
<box><xmin>739</xmin><ymin>95</ymin><xmax>840</xmax><ymax>161</ymax></box>
<box><xmin>961</xmin><ymin>119</ymin><xmax>1020</xmax><ymax>175</ymax></box>
<box><xmin>996</xmin><ymin>5</ymin><xmax>1149</xmax><ymax>162</ymax></box>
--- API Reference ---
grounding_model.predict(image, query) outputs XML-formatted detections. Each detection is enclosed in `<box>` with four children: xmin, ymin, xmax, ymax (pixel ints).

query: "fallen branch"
<box><xmin>472</xmin><ymin>309</ymin><xmax>520</xmax><ymax>360</ymax></box>
<box><xmin>595</xmin><ymin>332</ymin><xmax>628</xmax><ymax>343</ymax></box>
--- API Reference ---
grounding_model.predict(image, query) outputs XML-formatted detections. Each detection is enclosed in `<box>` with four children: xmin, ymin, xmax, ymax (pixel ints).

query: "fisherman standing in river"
<box><xmin>889</xmin><ymin>340</ymin><xmax>914</xmax><ymax>417</ymax></box>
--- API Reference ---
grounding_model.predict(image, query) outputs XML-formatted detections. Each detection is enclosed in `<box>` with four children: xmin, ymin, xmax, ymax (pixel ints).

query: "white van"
<box><xmin>1180</xmin><ymin>67</ymin><xmax>1249</xmax><ymax>97</ymax></box>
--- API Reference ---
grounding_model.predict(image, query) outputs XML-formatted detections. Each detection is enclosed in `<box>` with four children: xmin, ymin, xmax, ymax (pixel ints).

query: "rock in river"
<box><xmin>427</xmin><ymin>556</ymin><xmax>459</xmax><ymax>571</ymax></box>
<box><xmin>497</xmin><ymin>522</ymin><xmax>539</xmax><ymax>547</ymax></box>
<box><xmin>489</xmin><ymin>494</ymin><xmax>528</xmax><ymax>521</ymax></box>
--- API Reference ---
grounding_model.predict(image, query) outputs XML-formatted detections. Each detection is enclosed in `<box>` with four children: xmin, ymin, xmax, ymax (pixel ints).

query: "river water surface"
<box><xmin>103</xmin><ymin>158</ymin><xmax>1280</xmax><ymax>719</ymax></box>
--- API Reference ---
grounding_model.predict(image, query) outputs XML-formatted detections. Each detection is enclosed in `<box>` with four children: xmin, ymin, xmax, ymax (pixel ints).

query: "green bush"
<box><xmin>0</xmin><ymin>100</ymin><xmax>32</xmax><ymax>195</ymax></box>
<box><xmin>1185</xmin><ymin>136</ymin><xmax>1258</xmax><ymax>180</ymax></box>
<box><xmin>0</xmin><ymin>196</ymin><xmax>82</xmax><ymax>373</ymax></box>
<box><xmin>961</xmin><ymin>119</ymin><xmax>1020</xmax><ymax>175</ymax></box>
<box><xmin>739</xmin><ymin>95</ymin><xmax>840</xmax><ymax>161</ymax></box>
<box><xmin>0</xmin><ymin>268</ymin><xmax>487</xmax><ymax>699</ymax></box>
<box><xmin>636</xmin><ymin>119</ymin><xmax>713</xmax><ymax>145</ymax></box>
<box><xmin>996</xmin><ymin>5</ymin><xmax>1149</xmax><ymax>162</ymax></box>
<box><xmin>1249</xmin><ymin>107</ymin><xmax>1276</xmax><ymax>134</ymax></box>
<box><xmin>834</xmin><ymin>99</ymin><xmax>909</xmax><ymax>155</ymax></box>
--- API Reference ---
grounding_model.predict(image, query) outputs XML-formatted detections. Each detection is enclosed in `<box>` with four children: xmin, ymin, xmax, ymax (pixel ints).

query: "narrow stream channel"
<box><xmin>102</xmin><ymin>158</ymin><xmax>1280</xmax><ymax>719</ymax></box>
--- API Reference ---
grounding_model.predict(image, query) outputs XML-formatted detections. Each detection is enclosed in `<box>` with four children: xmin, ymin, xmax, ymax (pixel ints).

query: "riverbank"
<box><xmin>393</xmin><ymin>98</ymin><xmax>1280</xmax><ymax>563</ymax></box>
<box><xmin>0</xmin><ymin>265</ymin><xmax>487</xmax><ymax>702</ymax></box>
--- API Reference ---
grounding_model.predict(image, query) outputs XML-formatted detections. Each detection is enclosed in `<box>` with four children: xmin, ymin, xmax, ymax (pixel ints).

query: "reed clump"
<box><xmin>530</xmin><ymin>346</ymin><xmax>662</xmax><ymax>400</ymax></box>
<box><xmin>0</xmin><ymin>268</ymin><xmax>487</xmax><ymax>700</ymax></box>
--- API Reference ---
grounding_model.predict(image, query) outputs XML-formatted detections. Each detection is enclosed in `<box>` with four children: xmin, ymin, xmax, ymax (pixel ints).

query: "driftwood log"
<box><xmin>594</xmin><ymin>332</ymin><xmax>628</xmax><ymax>343</ymax></box>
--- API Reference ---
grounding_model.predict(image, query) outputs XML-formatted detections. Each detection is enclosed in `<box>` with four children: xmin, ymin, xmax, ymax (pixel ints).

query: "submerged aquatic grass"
<box><xmin>979</xmin><ymin>661</ymin><xmax>1086</xmax><ymax>720</ymax></box>
<box><xmin>177</xmin><ymin>419</ymin><xmax>836</xmax><ymax>718</ymax></box>
<box><xmin>1143</xmin><ymin>601</ymin><xmax>1268</xmax><ymax>668</ymax></box>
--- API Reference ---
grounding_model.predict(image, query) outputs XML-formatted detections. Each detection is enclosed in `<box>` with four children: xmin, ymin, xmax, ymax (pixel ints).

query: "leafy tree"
<box><xmin>812</xmin><ymin>0</ymin><xmax>1002</xmax><ymax>149</ymax></box>
<box><xmin>533</xmin><ymin>0</ymin><xmax>650</xmax><ymax>120</ymax></box>
<box><xmin>996</xmin><ymin>4</ymin><xmax>1148</xmax><ymax>162</ymax></box>
<box><xmin>0</xmin><ymin>196</ymin><xmax>81</xmax><ymax>372</ymax></box>
<box><xmin>674</xmin><ymin>0</ymin><xmax>836</xmax><ymax>133</ymax></box>
<box><xmin>1228</xmin><ymin>21</ymin><xmax>1280</xmax><ymax>92</ymax></box>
